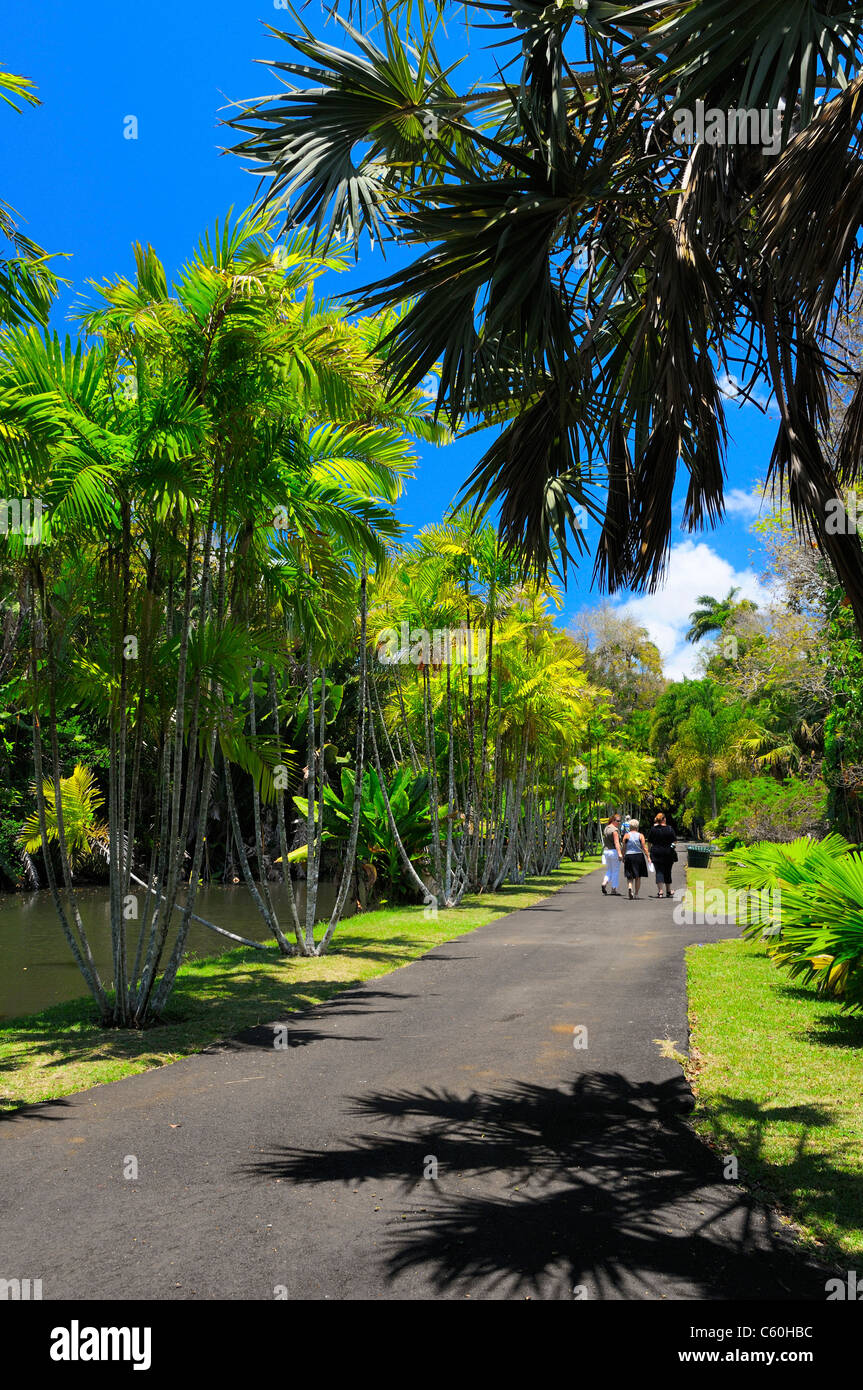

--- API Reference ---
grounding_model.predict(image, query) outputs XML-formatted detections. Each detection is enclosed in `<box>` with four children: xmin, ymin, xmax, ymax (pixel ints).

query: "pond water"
<box><xmin>0</xmin><ymin>881</ymin><xmax>354</xmax><ymax>1021</ymax></box>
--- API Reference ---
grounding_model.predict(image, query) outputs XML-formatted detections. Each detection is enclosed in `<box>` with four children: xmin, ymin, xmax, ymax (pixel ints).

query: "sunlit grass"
<box><xmin>687</xmin><ymin>917</ymin><xmax>863</xmax><ymax>1261</ymax></box>
<box><xmin>685</xmin><ymin>853</ymin><xmax>733</xmax><ymax>902</ymax></box>
<box><xmin>0</xmin><ymin>856</ymin><xmax>600</xmax><ymax>1109</ymax></box>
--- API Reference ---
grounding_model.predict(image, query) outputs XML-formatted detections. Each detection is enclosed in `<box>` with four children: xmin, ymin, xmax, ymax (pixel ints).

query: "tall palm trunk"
<box><xmin>470</xmin><ymin>615</ymin><xmax>494</xmax><ymax>890</ymax></box>
<box><xmin>303</xmin><ymin>650</ymin><xmax>319</xmax><ymax>952</ymax></box>
<box><xmin>223</xmin><ymin>756</ymin><xmax>287</xmax><ymax>943</ymax></box>
<box><xmin>368</xmin><ymin>693</ymin><xmax>431</xmax><ymax>901</ymax></box>
<box><xmin>247</xmin><ymin>663</ymin><xmax>292</xmax><ymax>955</ymax></box>
<box><xmin>36</xmin><ymin>568</ymin><xmax>108</xmax><ymax>1012</ymax></box>
<box><xmin>135</xmin><ymin>520</ymin><xmax>197</xmax><ymax>1018</ymax></box>
<box><xmin>494</xmin><ymin>740</ymin><xmax>529</xmax><ymax>890</ymax></box>
<box><xmin>152</xmin><ymin>735</ymin><xmax>220</xmax><ymax>1013</ymax></box>
<box><xmin>422</xmin><ymin>666</ymin><xmax>445</xmax><ymax>897</ymax></box>
<box><xmin>268</xmin><ymin>665</ymin><xmax>303</xmax><ymax>947</ymax></box>
<box><xmin>480</xmin><ymin>651</ymin><xmax>504</xmax><ymax>891</ymax></box>
<box><xmin>394</xmin><ymin>667</ymin><xmax>422</xmax><ymax>771</ymax></box>
<box><xmin>444</xmin><ymin>663</ymin><xmax>456</xmax><ymax>903</ymax></box>
<box><xmin>28</xmin><ymin>575</ymin><xmax>108</xmax><ymax>1018</ymax></box>
<box><xmin>318</xmin><ymin>564</ymin><xmax>368</xmax><ymax>954</ymax></box>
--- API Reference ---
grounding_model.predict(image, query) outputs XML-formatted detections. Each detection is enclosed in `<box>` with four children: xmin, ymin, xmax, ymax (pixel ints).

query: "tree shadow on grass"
<box><xmin>0</xmin><ymin>981</ymin><xmax>423</xmax><ymax>1080</ymax></box>
<box><xmin>698</xmin><ymin>1091</ymin><xmax>862</xmax><ymax>1258</ymax></box>
<box><xmin>798</xmin><ymin>1012</ymin><xmax>863</xmax><ymax>1049</ymax></box>
<box><xmin>770</xmin><ymin>983</ymin><xmax>863</xmax><ymax>1047</ymax></box>
<box><xmin>776</xmin><ymin>984</ymin><xmax>827</xmax><ymax>1004</ymax></box>
<box><xmin>238</xmin><ymin>1071</ymin><xmax>837</xmax><ymax>1299</ymax></box>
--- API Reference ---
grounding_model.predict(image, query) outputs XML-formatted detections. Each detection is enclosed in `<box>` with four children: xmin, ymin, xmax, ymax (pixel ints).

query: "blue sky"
<box><xmin>4</xmin><ymin>0</ymin><xmax>781</xmax><ymax>677</ymax></box>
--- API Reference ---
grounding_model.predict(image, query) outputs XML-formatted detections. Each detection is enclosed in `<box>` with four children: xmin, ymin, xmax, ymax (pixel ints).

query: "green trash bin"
<box><xmin>686</xmin><ymin>844</ymin><xmax>712</xmax><ymax>869</ymax></box>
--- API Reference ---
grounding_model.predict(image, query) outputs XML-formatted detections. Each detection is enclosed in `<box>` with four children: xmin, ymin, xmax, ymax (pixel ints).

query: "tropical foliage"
<box><xmin>229</xmin><ymin>1</ymin><xmax>863</xmax><ymax>637</ymax></box>
<box><xmin>649</xmin><ymin>505</ymin><xmax>851</xmax><ymax>837</ymax></box>
<box><xmin>685</xmin><ymin>588</ymin><xmax>756</xmax><ymax>645</ymax></box>
<box><xmin>709</xmin><ymin>776</ymin><xmax>827</xmax><ymax>848</ymax></box>
<box><xmin>728</xmin><ymin>834</ymin><xmax>863</xmax><ymax>1012</ymax></box>
<box><xmin>0</xmin><ymin>208</ymin><xmax>436</xmax><ymax>1021</ymax></box>
<box><xmin>10</xmin><ymin>12</ymin><xmax>863</xmax><ymax>1042</ymax></box>
<box><xmin>0</xmin><ymin>204</ymin><xmax>658</xmax><ymax>1027</ymax></box>
<box><xmin>0</xmin><ymin>67</ymin><xmax>62</xmax><ymax>330</ymax></box>
<box><xmin>18</xmin><ymin>763</ymin><xmax>109</xmax><ymax>868</ymax></box>
<box><xmin>366</xmin><ymin>518</ymin><xmax>657</xmax><ymax>902</ymax></box>
<box><xmin>293</xmin><ymin>766</ymin><xmax>443</xmax><ymax>897</ymax></box>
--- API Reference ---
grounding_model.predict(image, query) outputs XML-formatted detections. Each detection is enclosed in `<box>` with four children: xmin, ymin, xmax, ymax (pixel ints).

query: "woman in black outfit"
<box><xmin>646</xmin><ymin>813</ymin><xmax>677</xmax><ymax>899</ymax></box>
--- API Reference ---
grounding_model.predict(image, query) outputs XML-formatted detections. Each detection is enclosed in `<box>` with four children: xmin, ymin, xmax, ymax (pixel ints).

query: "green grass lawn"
<box><xmin>685</xmin><ymin>855</ymin><xmax>863</xmax><ymax>1261</ymax></box>
<box><xmin>685</xmin><ymin>853</ymin><xmax>733</xmax><ymax>902</ymax></box>
<box><xmin>0</xmin><ymin>856</ymin><xmax>599</xmax><ymax>1111</ymax></box>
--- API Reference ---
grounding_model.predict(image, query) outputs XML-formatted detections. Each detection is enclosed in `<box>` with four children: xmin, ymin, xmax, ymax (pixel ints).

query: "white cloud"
<box><xmin>717</xmin><ymin>372</ymin><xmax>777</xmax><ymax>414</ymax></box>
<box><xmin>613</xmin><ymin>539</ymin><xmax>774</xmax><ymax>680</ymax></box>
<box><xmin>723</xmin><ymin>487</ymin><xmax>763</xmax><ymax>522</ymax></box>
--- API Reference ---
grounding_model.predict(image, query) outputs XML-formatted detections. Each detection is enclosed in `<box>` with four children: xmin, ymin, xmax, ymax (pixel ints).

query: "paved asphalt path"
<box><xmin>0</xmin><ymin>868</ymin><xmax>835</xmax><ymax>1300</ymax></box>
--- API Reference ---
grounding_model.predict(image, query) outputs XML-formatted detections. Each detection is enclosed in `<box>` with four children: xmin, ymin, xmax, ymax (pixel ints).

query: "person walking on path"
<box><xmin>622</xmin><ymin>818</ymin><xmax>652</xmax><ymax>899</ymax></box>
<box><xmin>647</xmin><ymin>812</ymin><xmax>677</xmax><ymax>900</ymax></box>
<box><xmin>601</xmin><ymin>813</ymin><xmax>623</xmax><ymax>896</ymax></box>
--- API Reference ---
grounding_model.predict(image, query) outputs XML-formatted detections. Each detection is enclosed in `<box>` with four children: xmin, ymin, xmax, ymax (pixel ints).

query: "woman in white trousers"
<box><xmin>601</xmin><ymin>813</ymin><xmax>623</xmax><ymax>895</ymax></box>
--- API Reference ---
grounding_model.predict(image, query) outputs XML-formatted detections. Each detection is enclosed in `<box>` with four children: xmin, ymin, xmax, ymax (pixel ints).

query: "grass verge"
<box><xmin>685</xmin><ymin>856</ymin><xmax>863</xmax><ymax>1261</ymax></box>
<box><xmin>0</xmin><ymin>856</ymin><xmax>599</xmax><ymax>1111</ymax></box>
<box><xmin>684</xmin><ymin>853</ymin><xmax>733</xmax><ymax>903</ymax></box>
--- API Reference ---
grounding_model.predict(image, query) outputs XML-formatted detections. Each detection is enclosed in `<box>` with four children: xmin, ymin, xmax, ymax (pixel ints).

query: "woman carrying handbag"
<box><xmin>646</xmin><ymin>812</ymin><xmax>677</xmax><ymax>899</ymax></box>
<box><xmin>601</xmin><ymin>813</ymin><xmax>624</xmax><ymax>896</ymax></box>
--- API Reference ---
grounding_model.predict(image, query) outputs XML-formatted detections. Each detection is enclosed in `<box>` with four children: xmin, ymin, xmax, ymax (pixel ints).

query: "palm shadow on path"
<box><xmin>240</xmin><ymin>1071</ymin><xmax>837</xmax><ymax>1300</ymax></box>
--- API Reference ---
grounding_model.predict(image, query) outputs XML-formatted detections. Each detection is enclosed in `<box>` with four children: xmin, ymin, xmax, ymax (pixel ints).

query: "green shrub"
<box><xmin>727</xmin><ymin>833</ymin><xmax>863</xmax><ymax>1010</ymax></box>
<box><xmin>708</xmin><ymin>775</ymin><xmax>827</xmax><ymax>848</ymax></box>
<box><xmin>294</xmin><ymin>766</ymin><xmax>446</xmax><ymax>898</ymax></box>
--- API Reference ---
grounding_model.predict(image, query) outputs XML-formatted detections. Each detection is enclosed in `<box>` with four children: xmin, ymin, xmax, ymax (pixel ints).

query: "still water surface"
<box><xmin>0</xmin><ymin>882</ymin><xmax>352</xmax><ymax>1020</ymax></box>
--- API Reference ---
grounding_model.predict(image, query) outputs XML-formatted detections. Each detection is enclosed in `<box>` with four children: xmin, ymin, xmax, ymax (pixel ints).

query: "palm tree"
<box><xmin>0</xmin><ymin>69</ymin><xmax>62</xmax><ymax>328</ymax></box>
<box><xmin>0</xmin><ymin>209</ymin><xmax>436</xmax><ymax>1022</ymax></box>
<box><xmin>229</xmin><ymin>3</ymin><xmax>863</xmax><ymax>637</ymax></box>
<box><xmin>652</xmin><ymin>680</ymin><xmax>748</xmax><ymax>821</ymax></box>
<box><xmin>669</xmin><ymin>702</ymin><xmax>748</xmax><ymax>821</ymax></box>
<box><xmin>685</xmin><ymin>588</ymin><xmax>756</xmax><ymax>644</ymax></box>
<box><xmin>369</xmin><ymin>535</ymin><xmax>610</xmax><ymax>895</ymax></box>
